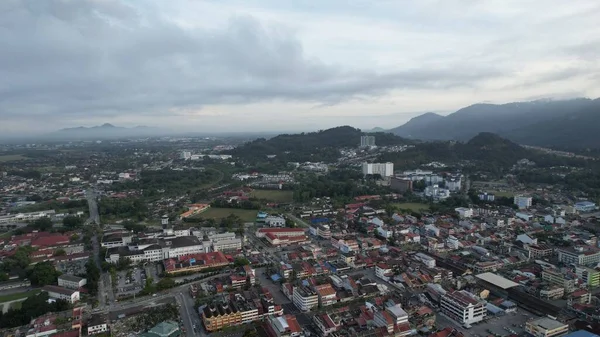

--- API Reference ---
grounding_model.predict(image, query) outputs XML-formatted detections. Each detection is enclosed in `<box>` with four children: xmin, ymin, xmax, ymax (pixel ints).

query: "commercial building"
<box><xmin>514</xmin><ymin>196</ymin><xmax>533</xmax><ymax>209</ymax></box>
<box><xmin>314</xmin><ymin>283</ymin><xmax>337</xmax><ymax>307</ymax></box>
<box><xmin>57</xmin><ymin>274</ymin><xmax>87</xmax><ymax>290</ymax></box>
<box><xmin>87</xmin><ymin>314</ymin><xmax>109</xmax><ymax>335</ymax></box>
<box><xmin>212</xmin><ymin>238</ymin><xmax>242</xmax><ymax>252</ymax></box>
<box><xmin>264</xmin><ymin>315</ymin><xmax>302</xmax><ymax>337</ymax></box>
<box><xmin>163</xmin><ymin>251</ymin><xmax>229</xmax><ymax>274</ymax></box>
<box><xmin>256</xmin><ymin>228</ymin><xmax>308</xmax><ymax>247</ymax></box>
<box><xmin>202</xmin><ymin>302</ymin><xmax>242</xmax><ymax>332</ymax></box>
<box><xmin>414</xmin><ymin>253</ymin><xmax>436</xmax><ymax>268</ymax></box>
<box><xmin>542</xmin><ymin>269</ymin><xmax>577</xmax><ymax>293</ymax></box>
<box><xmin>265</xmin><ymin>216</ymin><xmax>286</xmax><ymax>227</ymax></box>
<box><xmin>390</xmin><ymin>177</ymin><xmax>413</xmax><ymax>193</ymax></box>
<box><xmin>362</xmin><ymin>162</ymin><xmax>394</xmax><ymax>178</ymax></box>
<box><xmin>575</xmin><ymin>267</ymin><xmax>600</xmax><ymax>288</ymax></box>
<box><xmin>42</xmin><ymin>285</ymin><xmax>80</xmax><ymax>303</ymax></box>
<box><xmin>360</xmin><ymin>135</ymin><xmax>376</xmax><ymax>147</ymax></box>
<box><xmin>440</xmin><ymin>290</ymin><xmax>486</xmax><ymax>326</ymax></box>
<box><xmin>100</xmin><ymin>232</ymin><xmax>133</xmax><ymax>248</ymax></box>
<box><xmin>557</xmin><ymin>246</ymin><xmax>600</xmax><ymax>266</ymax></box>
<box><xmin>293</xmin><ymin>286</ymin><xmax>318</xmax><ymax>312</ymax></box>
<box><xmin>525</xmin><ymin>317</ymin><xmax>569</xmax><ymax>337</ymax></box>
<box><xmin>455</xmin><ymin>207</ymin><xmax>473</xmax><ymax>218</ymax></box>
<box><xmin>375</xmin><ymin>263</ymin><xmax>393</xmax><ymax>281</ymax></box>
<box><xmin>575</xmin><ymin>201</ymin><xmax>597</xmax><ymax>213</ymax></box>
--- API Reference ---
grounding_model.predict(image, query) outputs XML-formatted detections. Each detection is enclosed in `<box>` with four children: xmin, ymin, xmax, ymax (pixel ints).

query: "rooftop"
<box><xmin>476</xmin><ymin>272</ymin><xmax>520</xmax><ymax>289</ymax></box>
<box><xmin>529</xmin><ymin>317</ymin><xmax>567</xmax><ymax>330</ymax></box>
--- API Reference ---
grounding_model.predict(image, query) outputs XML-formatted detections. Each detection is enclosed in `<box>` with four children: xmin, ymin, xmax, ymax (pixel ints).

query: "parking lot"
<box><xmin>436</xmin><ymin>310</ymin><xmax>536</xmax><ymax>337</ymax></box>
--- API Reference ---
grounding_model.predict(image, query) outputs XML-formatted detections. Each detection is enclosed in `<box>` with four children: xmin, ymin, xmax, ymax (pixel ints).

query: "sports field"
<box><xmin>392</xmin><ymin>202</ymin><xmax>430</xmax><ymax>212</ymax></box>
<box><xmin>250</xmin><ymin>190</ymin><xmax>294</xmax><ymax>203</ymax></box>
<box><xmin>197</xmin><ymin>207</ymin><xmax>258</xmax><ymax>222</ymax></box>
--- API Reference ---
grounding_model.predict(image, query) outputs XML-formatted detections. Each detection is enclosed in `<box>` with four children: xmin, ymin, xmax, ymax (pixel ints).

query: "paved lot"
<box><xmin>436</xmin><ymin>310</ymin><xmax>536</xmax><ymax>337</ymax></box>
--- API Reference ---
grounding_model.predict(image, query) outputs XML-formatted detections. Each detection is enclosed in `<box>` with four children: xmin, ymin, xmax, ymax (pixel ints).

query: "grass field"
<box><xmin>0</xmin><ymin>154</ymin><xmax>29</xmax><ymax>162</ymax></box>
<box><xmin>491</xmin><ymin>191</ymin><xmax>514</xmax><ymax>197</ymax></box>
<box><xmin>197</xmin><ymin>208</ymin><xmax>258</xmax><ymax>222</ymax></box>
<box><xmin>250</xmin><ymin>190</ymin><xmax>294</xmax><ymax>203</ymax></box>
<box><xmin>393</xmin><ymin>202</ymin><xmax>430</xmax><ymax>212</ymax></box>
<box><xmin>0</xmin><ymin>289</ymin><xmax>41</xmax><ymax>303</ymax></box>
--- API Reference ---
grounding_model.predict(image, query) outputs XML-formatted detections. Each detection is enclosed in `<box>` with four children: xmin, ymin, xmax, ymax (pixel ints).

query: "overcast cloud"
<box><xmin>1</xmin><ymin>0</ymin><xmax>599</xmax><ymax>133</ymax></box>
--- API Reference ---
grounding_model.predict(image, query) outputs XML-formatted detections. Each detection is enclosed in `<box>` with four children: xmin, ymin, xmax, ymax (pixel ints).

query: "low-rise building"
<box><xmin>292</xmin><ymin>286</ymin><xmax>318</xmax><ymax>312</ymax></box>
<box><xmin>525</xmin><ymin>317</ymin><xmax>569</xmax><ymax>337</ymax></box>
<box><xmin>57</xmin><ymin>274</ymin><xmax>87</xmax><ymax>290</ymax></box>
<box><xmin>87</xmin><ymin>314</ymin><xmax>109</xmax><ymax>335</ymax></box>
<box><xmin>440</xmin><ymin>290</ymin><xmax>486</xmax><ymax>326</ymax></box>
<box><xmin>42</xmin><ymin>285</ymin><xmax>80</xmax><ymax>303</ymax></box>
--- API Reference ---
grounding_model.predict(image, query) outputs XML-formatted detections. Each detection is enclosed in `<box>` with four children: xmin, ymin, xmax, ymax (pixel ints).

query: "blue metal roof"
<box><xmin>565</xmin><ymin>331</ymin><xmax>600</xmax><ymax>337</ymax></box>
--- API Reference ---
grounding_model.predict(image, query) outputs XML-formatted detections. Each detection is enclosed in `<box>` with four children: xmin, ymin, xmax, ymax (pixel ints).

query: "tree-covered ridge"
<box><xmin>228</xmin><ymin>126</ymin><xmax>408</xmax><ymax>163</ymax></box>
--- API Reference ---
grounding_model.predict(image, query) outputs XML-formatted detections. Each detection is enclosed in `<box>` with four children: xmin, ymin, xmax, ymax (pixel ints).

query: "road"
<box><xmin>85</xmin><ymin>189</ymin><xmax>100</xmax><ymax>225</ymax></box>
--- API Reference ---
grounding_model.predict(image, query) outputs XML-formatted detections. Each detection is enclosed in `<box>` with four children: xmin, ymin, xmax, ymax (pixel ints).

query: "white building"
<box><xmin>181</xmin><ymin>151</ymin><xmax>192</xmax><ymax>160</ymax></box>
<box><xmin>375</xmin><ymin>263</ymin><xmax>393</xmax><ymax>281</ymax></box>
<box><xmin>514</xmin><ymin>196</ymin><xmax>533</xmax><ymax>209</ymax></box>
<box><xmin>87</xmin><ymin>315</ymin><xmax>109</xmax><ymax>335</ymax></box>
<box><xmin>265</xmin><ymin>216</ymin><xmax>286</xmax><ymax>227</ymax></box>
<box><xmin>57</xmin><ymin>274</ymin><xmax>87</xmax><ymax>290</ymax></box>
<box><xmin>362</xmin><ymin>162</ymin><xmax>394</xmax><ymax>177</ymax></box>
<box><xmin>440</xmin><ymin>290</ymin><xmax>486</xmax><ymax>326</ymax></box>
<box><xmin>360</xmin><ymin>135</ymin><xmax>376</xmax><ymax>148</ymax></box>
<box><xmin>557</xmin><ymin>246</ymin><xmax>600</xmax><ymax>266</ymax></box>
<box><xmin>446</xmin><ymin>176</ymin><xmax>462</xmax><ymax>192</ymax></box>
<box><xmin>525</xmin><ymin>317</ymin><xmax>569</xmax><ymax>337</ymax></box>
<box><xmin>212</xmin><ymin>238</ymin><xmax>242</xmax><ymax>252</ymax></box>
<box><xmin>293</xmin><ymin>286</ymin><xmax>318</xmax><ymax>312</ymax></box>
<box><xmin>414</xmin><ymin>253</ymin><xmax>436</xmax><ymax>268</ymax></box>
<box><xmin>455</xmin><ymin>207</ymin><xmax>474</xmax><ymax>218</ymax></box>
<box><xmin>425</xmin><ymin>185</ymin><xmax>450</xmax><ymax>200</ymax></box>
<box><xmin>42</xmin><ymin>285</ymin><xmax>80</xmax><ymax>303</ymax></box>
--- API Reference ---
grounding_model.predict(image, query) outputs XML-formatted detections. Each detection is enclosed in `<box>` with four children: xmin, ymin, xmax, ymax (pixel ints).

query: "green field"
<box><xmin>392</xmin><ymin>202</ymin><xmax>430</xmax><ymax>212</ymax></box>
<box><xmin>0</xmin><ymin>289</ymin><xmax>41</xmax><ymax>303</ymax></box>
<box><xmin>491</xmin><ymin>191</ymin><xmax>514</xmax><ymax>197</ymax></box>
<box><xmin>197</xmin><ymin>208</ymin><xmax>258</xmax><ymax>222</ymax></box>
<box><xmin>250</xmin><ymin>190</ymin><xmax>294</xmax><ymax>203</ymax></box>
<box><xmin>0</xmin><ymin>154</ymin><xmax>29</xmax><ymax>162</ymax></box>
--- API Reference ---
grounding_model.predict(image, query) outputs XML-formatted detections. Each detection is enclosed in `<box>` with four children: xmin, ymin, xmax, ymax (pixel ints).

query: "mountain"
<box><xmin>388</xmin><ymin>112</ymin><xmax>443</xmax><ymax>137</ymax></box>
<box><xmin>504</xmin><ymin>99</ymin><xmax>600</xmax><ymax>149</ymax></box>
<box><xmin>48</xmin><ymin>123</ymin><xmax>163</xmax><ymax>140</ymax></box>
<box><xmin>228</xmin><ymin>126</ymin><xmax>408</xmax><ymax>163</ymax></box>
<box><xmin>390</xmin><ymin>98</ymin><xmax>599</xmax><ymax>148</ymax></box>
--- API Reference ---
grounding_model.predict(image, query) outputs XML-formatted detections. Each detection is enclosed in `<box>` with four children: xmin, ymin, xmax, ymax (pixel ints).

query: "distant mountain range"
<box><xmin>390</xmin><ymin>98</ymin><xmax>600</xmax><ymax>149</ymax></box>
<box><xmin>48</xmin><ymin>123</ymin><xmax>162</xmax><ymax>140</ymax></box>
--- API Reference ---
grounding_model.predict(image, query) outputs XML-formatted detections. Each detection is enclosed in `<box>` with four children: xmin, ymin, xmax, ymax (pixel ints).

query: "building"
<box><xmin>293</xmin><ymin>286</ymin><xmax>318</xmax><ymax>312</ymax></box>
<box><xmin>414</xmin><ymin>253</ymin><xmax>436</xmax><ymax>268</ymax></box>
<box><xmin>265</xmin><ymin>216</ymin><xmax>286</xmax><ymax>227</ymax></box>
<box><xmin>256</xmin><ymin>228</ymin><xmax>308</xmax><ymax>247</ymax></box>
<box><xmin>478</xmin><ymin>193</ymin><xmax>495</xmax><ymax>202</ymax></box>
<box><xmin>575</xmin><ymin>201</ymin><xmax>597</xmax><ymax>213</ymax></box>
<box><xmin>525</xmin><ymin>317</ymin><xmax>569</xmax><ymax>337</ymax></box>
<box><xmin>514</xmin><ymin>196</ymin><xmax>533</xmax><ymax>209</ymax></box>
<box><xmin>360</xmin><ymin>135</ymin><xmax>376</xmax><ymax>148</ymax></box>
<box><xmin>440</xmin><ymin>290</ymin><xmax>486</xmax><ymax>326</ymax></box>
<box><xmin>314</xmin><ymin>283</ymin><xmax>337</xmax><ymax>307</ymax></box>
<box><xmin>542</xmin><ymin>269</ymin><xmax>577</xmax><ymax>293</ymax></box>
<box><xmin>163</xmin><ymin>251</ymin><xmax>229</xmax><ymax>274</ymax></box>
<box><xmin>557</xmin><ymin>246</ymin><xmax>600</xmax><ymax>266</ymax></box>
<box><xmin>390</xmin><ymin>177</ymin><xmax>413</xmax><ymax>193</ymax></box>
<box><xmin>575</xmin><ymin>267</ymin><xmax>600</xmax><ymax>288</ymax></box>
<box><xmin>212</xmin><ymin>238</ymin><xmax>242</xmax><ymax>252</ymax></box>
<box><xmin>264</xmin><ymin>315</ymin><xmax>302</xmax><ymax>337</ymax></box>
<box><xmin>181</xmin><ymin>151</ymin><xmax>192</xmax><ymax>160</ymax></box>
<box><xmin>455</xmin><ymin>207</ymin><xmax>474</xmax><ymax>218</ymax></box>
<box><xmin>42</xmin><ymin>285</ymin><xmax>80</xmax><ymax>303</ymax></box>
<box><xmin>375</xmin><ymin>263</ymin><xmax>393</xmax><ymax>281</ymax></box>
<box><xmin>57</xmin><ymin>274</ymin><xmax>87</xmax><ymax>290</ymax></box>
<box><xmin>100</xmin><ymin>232</ymin><xmax>133</xmax><ymax>248</ymax></box>
<box><xmin>141</xmin><ymin>321</ymin><xmax>181</xmax><ymax>337</ymax></box>
<box><xmin>202</xmin><ymin>302</ymin><xmax>242</xmax><ymax>332</ymax></box>
<box><xmin>425</xmin><ymin>184</ymin><xmax>451</xmax><ymax>200</ymax></box>
<box><xmin>362</xmin><ymin>162</ymin><xmax>394</xmax><ymax>178</ymax></box>
<box><xmin>87</xmin><ymin>314</ymin><xmax>109</xmax><ymax>335</ymax></box>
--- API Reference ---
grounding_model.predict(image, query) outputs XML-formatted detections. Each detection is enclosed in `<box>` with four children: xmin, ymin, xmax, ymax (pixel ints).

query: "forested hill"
<box><xmin>380</xmin><ymin>132</ymin><xmax>595</xmax><ymax>174</ymax></box>
<box><xmin>228</xmin><ymin>126</ymin><xmax>408</xmax><ymax>163</ymax></box>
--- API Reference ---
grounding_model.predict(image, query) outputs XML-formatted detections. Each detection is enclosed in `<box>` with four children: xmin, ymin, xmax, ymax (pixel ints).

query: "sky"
<box><xmin>1</xmin><ymin>0</ymin><xmax>600</xmax><ymax>134</ymax></box>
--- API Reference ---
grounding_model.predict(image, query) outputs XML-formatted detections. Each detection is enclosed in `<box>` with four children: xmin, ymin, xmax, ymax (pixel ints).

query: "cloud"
<box><xmin>0</xmin><ymin>0</ymin><xmax>599</xmax><ymax>132</ymax></box>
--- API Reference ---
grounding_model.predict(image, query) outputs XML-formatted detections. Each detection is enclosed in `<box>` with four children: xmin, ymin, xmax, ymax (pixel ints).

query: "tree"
<box><xmin>156</xmin><ymin>278</ymin><xmax>175</xmax><ymax>291</ymax></box>
<box><xmin>29</xmin><ymin>262</ymin><xmax>60</xmax><ymax>286</ymax></box>
<box><xmin>116</xmin><ymin>257</ymin><xmax>132</xmax><ymax>271</ymax></box>
<box><xmin>70</xmin><ymin>234</ymin><xmax>80</xmax><ymax>242</ymax></box>
<box><xmin>62</xmin><ymin>215</ymin><xmax>84</xmax><ymax>228</ymax></box>
<box><xmin>234</xmin><ymin>257</ymin><xmax>250</xmax><ymax>267</ymax></box>
<box><xmin>31</xmin><ymin>217</ymin><xmax>53</xmax><ymax>231</ymax></box>
<box><xmin>54</xmin><ymin>249</ymin><xmax>66</xmax><ymax>256</ymax></box>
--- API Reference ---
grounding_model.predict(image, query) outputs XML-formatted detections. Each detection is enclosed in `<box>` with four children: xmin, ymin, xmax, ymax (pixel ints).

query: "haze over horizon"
<box><xmin>2</xmin><ymin>0</ymin><xmax>600</xmax><ymax>134</ymax></box>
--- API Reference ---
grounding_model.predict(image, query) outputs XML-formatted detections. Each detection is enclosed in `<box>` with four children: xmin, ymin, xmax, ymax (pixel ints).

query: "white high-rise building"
<box><xmin>514</xmin><ymin>196</ymin><xmax>533</xmax><ymax>209</ymax></box>
<box><xmin>362</xmin><ymin>162</ymin><xmax>394</xmax><ymax>177</ymax></box>
<box><xmin>360</xmin><ymin>135</ymin><xmax>376</xmax><ymax>147</ymax></box>
<box><xmin>181</xmin><ymin>151</ymin><xmax>192</xmax><ymax>160</ymax></box>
